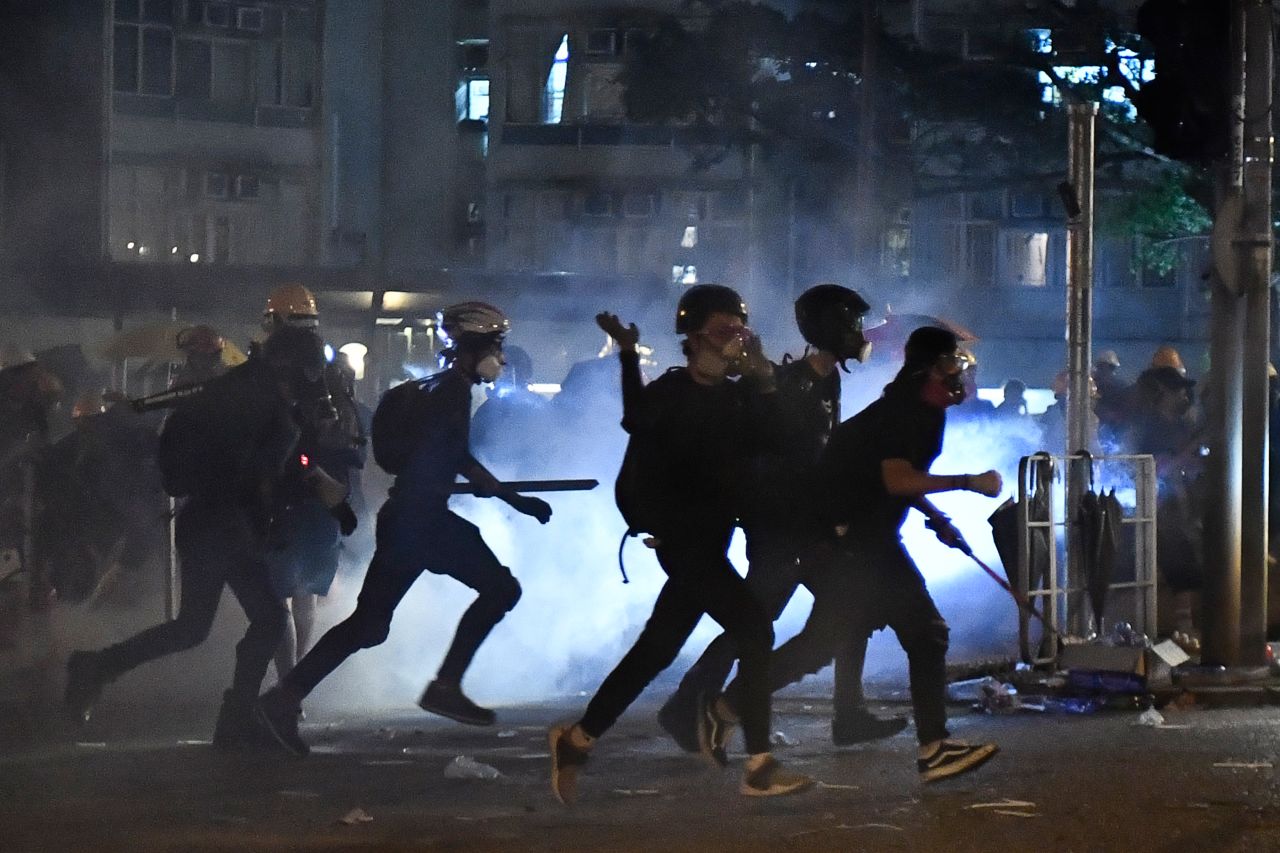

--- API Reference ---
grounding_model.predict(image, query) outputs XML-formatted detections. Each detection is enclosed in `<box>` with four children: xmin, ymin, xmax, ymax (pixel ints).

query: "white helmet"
<box><xmin>438</xmin><ymin>301</ymin><xmax>510</xmax><ymax>348</ymax></box>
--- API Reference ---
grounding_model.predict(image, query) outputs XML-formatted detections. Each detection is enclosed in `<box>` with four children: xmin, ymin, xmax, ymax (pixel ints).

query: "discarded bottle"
<box><xmin>443</xmin><ymin>755</ymin><xmax>502</xmax><ymax>780</ymax></box>
<box><xmin>770</xmin><ymin>730</ymin><xmax>799</xmax><ymax>747</ymax></box>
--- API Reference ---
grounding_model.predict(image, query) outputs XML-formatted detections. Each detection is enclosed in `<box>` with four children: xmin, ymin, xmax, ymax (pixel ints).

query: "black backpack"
<box><xmin>370</xmin><ymin>377</ymin><xmax>432</xmax><ymax>475</ymax></box>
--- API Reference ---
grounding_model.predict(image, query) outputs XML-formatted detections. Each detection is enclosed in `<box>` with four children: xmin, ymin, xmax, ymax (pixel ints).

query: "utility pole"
<box><xmin>1064</xmin><ymin>101</ymin><xmax>1098</xmax><ymax>635</ymax></box>
<box><xmin>1204</xmin><ymin>0</ymin><xmax>1271</xmax><ymax>667</ymax></box>
<box><xmin>1065</xmin><ymin>102</ymin><xmax>1098</xmax><ymax>457</ymax></box>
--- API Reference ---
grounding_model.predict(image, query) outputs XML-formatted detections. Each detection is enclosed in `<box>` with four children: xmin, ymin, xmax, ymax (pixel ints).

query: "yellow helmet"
<box><xmin>264</xmin><ymin>283</ymin><xmax>319</xmax><ymax>330</ymax></box>
<box><xmin>1150</xmin><ymin>345</ymin><xmax>1185</xmax><ymax>376</ymax></box>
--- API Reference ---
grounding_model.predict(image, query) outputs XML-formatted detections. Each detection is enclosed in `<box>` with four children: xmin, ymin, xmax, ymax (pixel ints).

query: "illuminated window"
<box><xmin>544</xmin><ymin>35</ymin><xmax>569</xmax><ymax>124</ymax></box>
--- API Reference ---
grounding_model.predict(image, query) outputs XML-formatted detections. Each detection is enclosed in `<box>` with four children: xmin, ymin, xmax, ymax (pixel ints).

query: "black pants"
<box><xmin>670</xmin><ymin>526</ymin><xmax>868</xmax><ymax>716</ymax></box>
<box><xmin>96</xmin><ymin>499</ymin><xmax>286</xmax><ymax>701</ymax></box>
<box><xmin>580</xmin><ymin>524</ymin><xmax>774</xmax><ymax>755</ymax></box>
<box><xmin>284</xmin><ymin>499</ymin><xmax>521</xmax><ymax>699</ymax></box>
<box><xmin>727</xmin><ymin>536</ymin><xmax>950</xmax><ymax>745</ymax></box>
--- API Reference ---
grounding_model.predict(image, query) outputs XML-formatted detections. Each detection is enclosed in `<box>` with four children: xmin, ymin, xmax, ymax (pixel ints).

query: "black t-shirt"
<box><xmin>615</xmin><ymin>354</ymin><xmax>780</xmax><ymax>536</ymax></box>
<box><xmin>820</xmin><ymin>386</ymin><xmax>945</xmax><ymax>535</ymax></box>
<box><xmin>743</xmin><ymin>358</ymin><xmax>840</xmax><ymax>530</ymax></box>
<box><xmin>393</xmin><ymin>367</ymin><xmax>475</xmax><ymax>508</ymax></box>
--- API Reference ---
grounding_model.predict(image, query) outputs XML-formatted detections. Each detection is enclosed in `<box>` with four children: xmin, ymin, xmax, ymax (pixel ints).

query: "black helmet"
<box><xmin>904</xmin><ymin>326</ymin><xmax>960</xmax><ymax>370</ymax></box>
<box><xmin>794</xmin><ymin>284</ymin><xmax>871</xmax><ymax>364</ymax></box>
<box><xmin>675</xmin><ymin>284</ymin><xmax>748</xmax><ymax>334</ymax></box>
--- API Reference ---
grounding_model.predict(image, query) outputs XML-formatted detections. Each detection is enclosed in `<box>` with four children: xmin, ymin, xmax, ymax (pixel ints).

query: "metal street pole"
<box><xmin>1065</xmin><ymin>102</ymin><xmax>1098</xmax><ymax>456</ymax></box>
<box><xmin>1203</xmin><ymin>1</ymin><xmax>1249</xmax><ymax>667</ymax></box>
<box><xmin>1064</xmin><ymin>101</ymin><xmax>1097</xmax><ymax>635</ymax></box>
<box><xmin>1237</xmin><ymin>0</ymin><xmax>1272</xmax><ymax>665</ymax></box>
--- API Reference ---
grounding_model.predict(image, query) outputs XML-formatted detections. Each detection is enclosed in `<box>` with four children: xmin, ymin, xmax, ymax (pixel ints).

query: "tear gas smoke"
<box><xmin>307</xmin><ymin>345</ymin><xmax>1061</xmax><ymax>710</ymax></box>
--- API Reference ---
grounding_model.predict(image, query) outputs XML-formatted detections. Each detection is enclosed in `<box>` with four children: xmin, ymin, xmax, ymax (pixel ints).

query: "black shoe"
<box><xmin>695</xmin><ymin>692</ymin><xmax>735</xmax><ymax>768</ymax></box>
<box><xmin>418</xmin><ymin>680</ymin><xmax>496</xmax><ymax>726</ymax></box>
<box><xmin>917</xmin><ymin>739</ymin><xmax>999</xmax><ymax>783</ymax></box>
<box><xmin>213</xmin><ymin>690</ymin><xmax>262</xmax><ymax>752</ymax></box>
<box><xmin>832</xmin><ymin>708</ymin><xmax>910</xmax><ymax>746</ymax></box>
<box><xmin>740</xmin><ymin>755</ymin><xmax>814</xmax><ymax>797</ymax></box>
<box><xmin>64</xmin><ymin>651</ymin><xmax>105</xmax><ymax>724</ymax></box>
<box><xmin>658</xmin><ymin>692</ymin><xmax>701</xmax><ymax>753</ymax></box>
<box><xmin>253</xmin><ymin>687</ymin><xmax>309</xmax><ymax>757</ymax></box>
<box><xmin>548</xmin><ymin>724</ymin><xmax>591</xmax><ymax>805</ymax></box>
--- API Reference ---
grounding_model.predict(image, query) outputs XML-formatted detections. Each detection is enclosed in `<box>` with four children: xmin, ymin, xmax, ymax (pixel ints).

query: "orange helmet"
<box><xmin>1150</xmin><ymin>345</ymin><xmax>1186</xmax><ymax>376</ymax></box>
<box><xmin>264</xmin><ymin>283</ymin><xmax>319</xmax><ymax>330</ymax></box>
<box><xmin>175</xmin><ymin>324</ymin><xmax>225</xmax><ymax>356</ymax></box>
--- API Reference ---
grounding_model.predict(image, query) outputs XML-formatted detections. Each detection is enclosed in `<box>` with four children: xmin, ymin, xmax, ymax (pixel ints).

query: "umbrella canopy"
<box><xmin>864</xmin><ymin>312</ymin><xmax>979</xmax><ymax>346</ymax></box>
<box><xmin>989</xmin><ymin>456</ymin><xmax>1054</xmax><ymax>662</ymax></box>
<box><xmin>1074</xmin><ymin>484</ymin><xmax>1123</xmax><ymax>634</ymax></box>
<box><xmin>98</xmin><ymin>322</ymin><xmax>247</xmax><ymax>366</ymax></box>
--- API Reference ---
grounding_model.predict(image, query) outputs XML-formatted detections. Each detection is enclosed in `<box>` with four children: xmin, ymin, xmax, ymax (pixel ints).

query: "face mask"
<box><xmin>475</xmin><ymin>354</ymin><xmax>504</xmax><ymax>383</ymax></box>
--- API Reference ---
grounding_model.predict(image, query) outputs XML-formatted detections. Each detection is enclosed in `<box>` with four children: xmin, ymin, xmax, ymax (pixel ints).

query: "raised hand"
<box><xmin>595</xmin><ymin>312</ymin><xmax>640</xmax><ymax>351</ymax></box>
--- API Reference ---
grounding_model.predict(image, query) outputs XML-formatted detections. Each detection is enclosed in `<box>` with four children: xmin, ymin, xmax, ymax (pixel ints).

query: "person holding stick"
<box><xmin>703</xmin><ymin>326</ymin><xmax>1002</xmax><ymax>783</ymax></box>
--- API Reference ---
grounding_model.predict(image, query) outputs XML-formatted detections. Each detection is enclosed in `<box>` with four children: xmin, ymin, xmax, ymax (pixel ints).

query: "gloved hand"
<box><xmin>738</xmin><ymin>332</ymin><xmax>775</xmax><ymax>386</ymax></box>
<box><xmin>329</xmin><ymin>501</ymin><xmax>358</xmax><ymax>536</ymax></box>
<box><xmin>509</xmin><ymin>494</ymin><xmax>552</xmax><ymax>524</ymax></box>
<box><xmin>925</xmin><ymin>514</ymin><xmax>965</xmax><ymax>551</ymax></box>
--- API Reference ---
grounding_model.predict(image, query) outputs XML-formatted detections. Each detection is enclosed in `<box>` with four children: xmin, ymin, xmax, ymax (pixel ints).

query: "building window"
<box><xmin>204</xmin><ymin>2</ymin><xmax>232</xmax><ymax>28</ymax></box>
<box><xmin>114</xmin><ymin>2</ymin><xmax>175</xmax><ymax>97</ymax></box>
<box><xmin>543</xmin><ymin>35</ymin><xmax>569</xmax><ymax>124</ymax></box>
<box><xmin>456</xmin><ymin>78</ymin><xmax>490</xmax><ymax>122</ymax></box>
<box><xmin>586</xmin><ymin>29</ymin><xmax>618</xmax><ymax>56</ymax></box>
<box><xmin>204</xmin><ymin>172</ymin><xmax>229</xmax><ymax>199</ymax></box>
<box><xmin>583</xmin><ymin>191</ymin><xmax>613</xmax><ymax>218</ymax></box>
<box><xmin>234</xmin><ymin>174</ymin><xmax>260</xmax><ymax>199</ymax></box>
<box><xmin>623</xmin><ymin>192</ymin><xmax>655</xmax><ymax>218</ymax></box>
<box><xmin>236</xmin><ymin>7</ymin><xmax>264</xmax><ymax>32</ymax></box>
<box><xmin>1002</xmin><ymin>230</ymin><xmax>1049</xmax><ymax>287</ymax></box>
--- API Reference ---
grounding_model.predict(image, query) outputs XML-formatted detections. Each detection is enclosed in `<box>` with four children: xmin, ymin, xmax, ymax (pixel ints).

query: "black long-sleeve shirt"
<box><xmin>614</xmin><ymin>350</ymin><xmax>781</xmax><ymax>537</ymax></box>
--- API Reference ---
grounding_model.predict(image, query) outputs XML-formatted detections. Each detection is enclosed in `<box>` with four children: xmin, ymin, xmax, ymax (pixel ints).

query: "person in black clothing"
<box><xmin>658</xmin><ymin>284</ymin><xmax>905</xmax><ymax>751</ymax></box>
<box><xmin>709</xmin><ymin>326</ymin><xmax>1002</xmax><ymax>784</ymax></box>
<box><xmin>63</xmin><ymin>327</ymin><xmax>350</xmax><ymax>749</ymax></box>
<box><xmin>548</xmin><ymin>285</ymin><xmax>812</xmax><ymax>804</ymax></box>
<box><xmin>255</xmin><ymin>302</ymin><xmax>552</xmax><ymax>756</ymax></box>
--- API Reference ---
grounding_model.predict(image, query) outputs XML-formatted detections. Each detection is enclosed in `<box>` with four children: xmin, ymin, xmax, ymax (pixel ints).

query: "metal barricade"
<box><xmin>1016</xmin><ymin>453</ymin><xmax>1158</xmax><ymax>664</ymax></box>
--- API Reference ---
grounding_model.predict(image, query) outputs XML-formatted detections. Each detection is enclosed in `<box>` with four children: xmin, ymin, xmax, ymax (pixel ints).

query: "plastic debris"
<box><xmin>977</xmin><ymin>680</ymin><xmax>1019</xmax><ymax>714</ymax></box>
<box><xmin>946</xmin><ymin>676</ymin><xmax>1000</xmax><ymax>702</ymax></box>
<box><xmin>443</xmin><ymin>755</ymin><xmax>502</xmax><ymax>780</ymax></box>
<box><xmin>771</xmin><ymin>730</ymin><xmax>800</xmax><ymax>747</ymax></box>
<box><xmin>1135</xmin><ymin>708</ymin><xmax>1165</xmax><ymax>727</ymax></box>
<box><xmin>610</xmin><ymin>788</ymin><xmax>660</xmax><ymax>796</ymax></box>
<box><xmin>497</xmin><ymin>729</ymin><xmax>519</xmax><ymax>738</ymax></box>
<box><xmin>1213</xmin><ymin>761</ymin><xmax>1273</xmax><ymax>769</ymax></box>
<box><xmin>966</xmin><ymin>798</ymin><xmax>1036</xmax><ymax>811</ymax></box>
<box><xmin>993</xmin><ymin>810</ymin><xmax>1039</xmax><ymax>818</ymax></box>
<box><xmin>816</xmin><ymin>781</ymin><xmax>860</xmax><ymax>791</ymax></box>
<box><xmin>338</xmin><ymin>808</ymin><xmax>374</xmax><ymax>826</ymax></box>
<box><xmin>1020</xmin><ymin>696</ymin><xmax>1103</xmax><ymax>714</ymax></box>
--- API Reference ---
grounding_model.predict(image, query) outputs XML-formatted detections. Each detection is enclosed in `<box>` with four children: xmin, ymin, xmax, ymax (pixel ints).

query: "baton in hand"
<box><xmin>449</xmin><ymin>479</ymin><xmax>599</xmax><ymax>495</ymax></box>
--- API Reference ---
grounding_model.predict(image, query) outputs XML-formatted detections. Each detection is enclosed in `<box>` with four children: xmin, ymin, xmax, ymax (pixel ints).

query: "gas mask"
<box><xmin>939</xmin><ymin>353</ymin><xmax>968</xmax><ymax>404</ymax></box>
<box><xmin>291</xmin><ymin>362</ymin><xmax>338</xmax><ymax>426</ymax></box>
<box><xmin>475</xmin><ymin>353</ymin><xmax>504</xmax><ymax>383</ymax></box>
<box><xmin>837</xmin><ymin>328</ymin><xmax>872</xmax><ymax>368</ymax></box>
<box><xmin>700</xmin><ymin>322</ymin><xmax>754</xmax><ymax>375</ymax></box>
<box><xmin>922</xmin><ymin>353</ymin><xmax>968</xmax><ymax>407</ymax></box>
